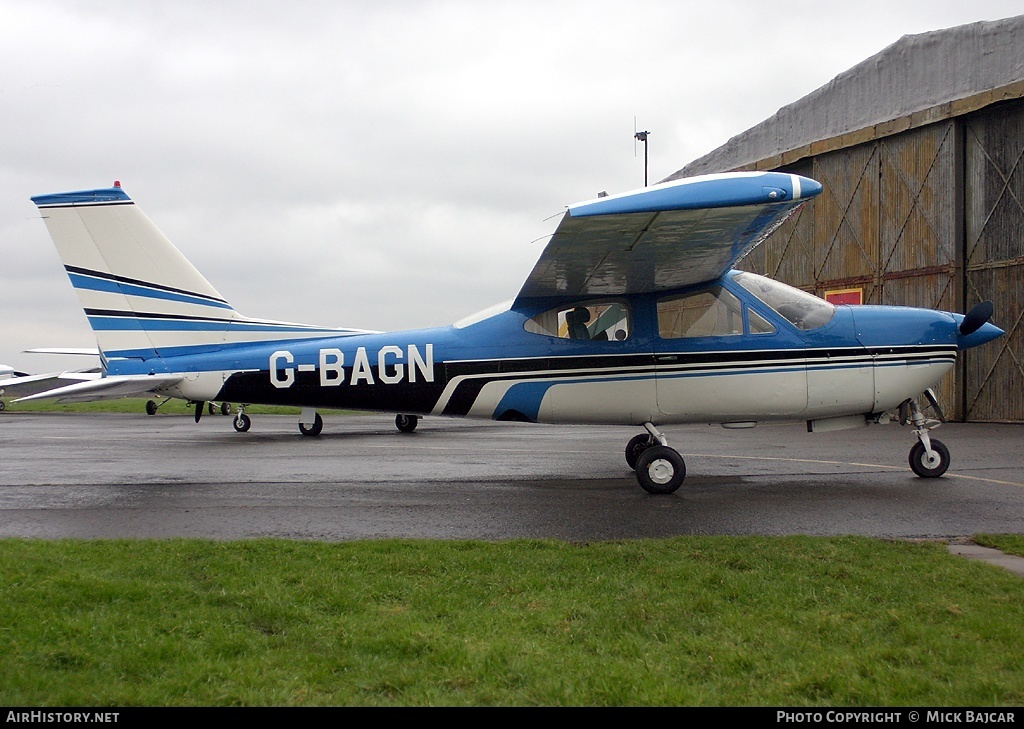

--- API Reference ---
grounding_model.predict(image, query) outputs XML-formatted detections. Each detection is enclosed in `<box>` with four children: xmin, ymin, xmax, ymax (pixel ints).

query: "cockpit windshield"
<box><xmin>732</xmin><ymin>272</ymin><xmax>835</xmax><ymax>331</ymax></box>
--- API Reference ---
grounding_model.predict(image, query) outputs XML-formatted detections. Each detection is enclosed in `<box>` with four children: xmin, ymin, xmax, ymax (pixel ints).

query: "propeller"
<box><xmin>959</xmin><ymin>300</ymin><xmax>994</xmax><ymax>336</ymax></box>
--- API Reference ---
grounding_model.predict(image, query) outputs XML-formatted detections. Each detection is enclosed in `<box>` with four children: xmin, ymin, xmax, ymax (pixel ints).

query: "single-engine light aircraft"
<box><xmin>17</xmin><ymin>173</ymin><xmax>1002</xmax><ymax>493</ymax></box>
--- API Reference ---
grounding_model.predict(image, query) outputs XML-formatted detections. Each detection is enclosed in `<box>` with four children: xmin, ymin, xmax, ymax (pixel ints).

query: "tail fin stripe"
<box><xmin>68</xmin><ymin>272</ymin><xmax>233</xmax><ymax>311</ymax></box>
<box><xmin>84</xmin><ymin>310</ymin><xmax>347</xmax><ymax>333</ymax></box>
<box><xmin>65</xmin><ymin>265</ymin><xmax>231</xmax><ymax>307</ymax></box>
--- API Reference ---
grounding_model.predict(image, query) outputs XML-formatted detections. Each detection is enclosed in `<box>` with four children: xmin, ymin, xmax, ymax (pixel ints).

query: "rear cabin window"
<box><xmin>524</xmin><ymin>301</ymin><xmax>630</xmax><ymax>341</ymax></box>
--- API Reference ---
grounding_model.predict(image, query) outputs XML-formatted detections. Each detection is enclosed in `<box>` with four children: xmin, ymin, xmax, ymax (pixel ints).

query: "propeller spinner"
<box><xmin>959</xmin><ymin>300</ymin><xmax>994</xmax><ymax>336</ymax></box>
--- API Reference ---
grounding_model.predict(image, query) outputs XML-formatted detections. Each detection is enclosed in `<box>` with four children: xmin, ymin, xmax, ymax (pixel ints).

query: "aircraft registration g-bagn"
<box><xmin>18</xmin><ymin>172</ymin><xmax>1002</xmax><ymax>493</ymax></box>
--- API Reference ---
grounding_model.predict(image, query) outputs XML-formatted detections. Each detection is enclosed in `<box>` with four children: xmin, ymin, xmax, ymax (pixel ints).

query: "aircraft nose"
<box><xmin>957</xmin><ymin>320</ymin><xmax>1003</xmax><ymax>350</ymax></box>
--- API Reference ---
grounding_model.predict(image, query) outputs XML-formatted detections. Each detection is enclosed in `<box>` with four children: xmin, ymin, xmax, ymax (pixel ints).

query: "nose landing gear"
<box><xmin>899</xmin><ymin>389</ymin><xmax>949</xmax><ymax>478</ymax></box>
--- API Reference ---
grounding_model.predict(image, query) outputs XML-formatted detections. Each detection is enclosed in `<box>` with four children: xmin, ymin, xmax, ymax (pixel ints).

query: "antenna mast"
<box><xmin>634</xmin><ymin>119</ymin><xmax>650</xmax><ymax>187</ymax></box>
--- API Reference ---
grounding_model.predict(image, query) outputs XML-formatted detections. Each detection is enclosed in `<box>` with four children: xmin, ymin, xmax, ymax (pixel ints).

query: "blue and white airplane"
<box><xmin>16</xmin><ymin>172</ymin><xmax>1002</xmax><ymax>493</ymax></box>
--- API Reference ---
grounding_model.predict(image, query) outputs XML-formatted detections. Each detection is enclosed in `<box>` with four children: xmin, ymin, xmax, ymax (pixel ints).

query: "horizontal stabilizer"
<box><xmin>14</xmin><ymin>373</ymin><xmax>183</xmax><ymax>404</ymax></box>
<box><xmin>25</xmin><ymin>347</ymin><xmax>101</xmax><ymax>357</ymax></box>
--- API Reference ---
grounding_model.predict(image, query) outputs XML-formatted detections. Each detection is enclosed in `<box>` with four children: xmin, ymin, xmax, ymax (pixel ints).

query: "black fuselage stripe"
<box><xmin>439</xmin><ymin>347</ymin><xmax>957</xmax><ymax>416</ymax></box>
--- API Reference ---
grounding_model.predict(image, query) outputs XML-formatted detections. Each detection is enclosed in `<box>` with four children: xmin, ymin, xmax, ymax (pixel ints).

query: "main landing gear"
<box><xmin>625</xmin><ymin>423</ymin><xmax>686</xmax><ymax>494</ymax></box>
<box><xmin>298</xmin><ymin>408</ymin><xmax>324</xmax><ymax>437</ymax></box>
<box><xmin>899</xmin><ymin>389</ymin><xmax>950</xmax><ymax>478</ymax></box>
<box><xmin>395</xmin><ymin>414</ymin><xmax>419</xmax><ymax>433</ymax></box>
<box><xmin>233</xmin><ymin>404</ymin><xmax>251</xmax><ymax>432</ymax></box>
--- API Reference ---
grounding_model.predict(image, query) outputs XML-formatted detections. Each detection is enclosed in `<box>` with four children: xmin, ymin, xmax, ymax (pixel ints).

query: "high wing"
<box><xmin>515</xmin><ymin>171</ymin><xmax>822</xmax><ymax>302</ymax></box>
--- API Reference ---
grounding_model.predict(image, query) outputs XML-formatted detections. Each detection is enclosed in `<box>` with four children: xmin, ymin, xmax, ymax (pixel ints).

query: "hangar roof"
<box><xmin>668</xmin><ymin>15</ymin><xmax>1024</xmax><ymax>179</ymax></box>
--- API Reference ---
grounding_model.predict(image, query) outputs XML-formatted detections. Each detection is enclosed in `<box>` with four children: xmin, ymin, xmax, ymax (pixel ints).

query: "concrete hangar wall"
<box><xmin>668</xmin><ymin>15</ymin><xmax>1024</xmax><ymax>422</ymax></box>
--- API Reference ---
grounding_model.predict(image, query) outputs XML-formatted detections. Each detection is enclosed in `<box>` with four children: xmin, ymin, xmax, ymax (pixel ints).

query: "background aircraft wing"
<box><xmin>0</xmin><ymin>370</ymin><xmax>101</xmax><ymax>399</ymax></box>
<box><xmin>515</xmin><ymin>171</ymin><xmax>822</xmax><ymax>302</ymax></box>
<box><xmin>12</xmin><ymin>374</ymin><xmax>183</xmax><ymax>404</ymax></box>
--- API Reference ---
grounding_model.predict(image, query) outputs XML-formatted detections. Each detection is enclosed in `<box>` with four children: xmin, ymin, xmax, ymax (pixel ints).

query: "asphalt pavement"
<box><xmin>0</xmin><ymin>413</ymin><xmax>1022</xmax><ymax>555</ymax></box>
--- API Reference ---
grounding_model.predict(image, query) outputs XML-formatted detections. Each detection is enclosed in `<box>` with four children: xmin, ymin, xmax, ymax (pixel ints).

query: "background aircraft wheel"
<box><xmin>233</xmin><ymin>413</ymin><xmax>251</xmax><ymax>432</ymax></box>
<box><xmin>299</xmin><ymin>413</ymin><xmax>324</xmax><ymax>437</ymax></box>
<box><xmin>220</xmin><ymin>402</ymin><xmax>232</xmax><ymax>416</ymax></box>
<box><xmin>909</xmin><ymin>439</ymin><xmax>950</xmax><ymax>478</ymax></box>
<box><xmin>635</xmin><ymin>445</ymin><xmax>686</xmax><ymax>494</ymax></box>
<box><xmin>145</xmin><ymin>400</ymin><xmax>157</xmax><ymax>416</ymax></box>
<box><xmin>396</xmin><ymin>414</ymin><xmax>419</xmax><ymax>433</ymax></box>
<box><xmin>0</xmin><ymin>400</ymin><xmax>5</xmax><ymax>412</ymax></box>
<box><xmin>624</xmin><ymin>433</ymin><xmax>653</xmax><ymax>470</ymax></box>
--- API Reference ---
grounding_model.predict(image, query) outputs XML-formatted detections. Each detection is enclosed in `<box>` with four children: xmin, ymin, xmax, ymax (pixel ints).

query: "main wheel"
<box><xmin>625</xmin><ymin>433</ymin><xmax>653</xmax><ymax>470</ymax></box>
<box><xmin>145</xmin><ymin>400</ymin><xmax>157</xmax><ymax>416</ymax></box>
<box><xmin>396</xmin><ymin>414</ymin><xmax>419</xmax><ymax>433</ymax></box>
<box><xmin>635</xmin><ymin>445</ymin><xmax>686</xmax><ymax>494</ymax></box>
<box><xmin>233</xmin><ymin>413</ymin><xmax>251</xmax><ymax>432</ymax></box>
<box><xmin>220</xmin><ymin>402</ymin><xmax>232</xmax><ymax>416</ymax></box>
<box><xmin>909</xmin><ymin>439</ymin><xmax>950</xmax><ymax>478</ymax></box>
<box><xmin>0</xmin><ymin>400</ymin><xmax>5</xmax><ymax>412</ymax></box>
<box><xmin>299</xmin><ymin>413</ymin><xmax>324</xmax><ymax>436</ymax></box>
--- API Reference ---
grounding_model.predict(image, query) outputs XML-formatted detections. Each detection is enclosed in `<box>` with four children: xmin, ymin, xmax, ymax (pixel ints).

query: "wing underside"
<box><xmin>516</xmin><ymin>172</ymin><xmax>821</xmax><ymax>302</ymax></box>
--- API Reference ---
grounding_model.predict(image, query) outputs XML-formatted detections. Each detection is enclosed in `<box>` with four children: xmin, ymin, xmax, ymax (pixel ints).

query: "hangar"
<box><xmin>667</xmin><ymin>15</ymin><xmax>1024</xmax><ymax>422</ymax></box>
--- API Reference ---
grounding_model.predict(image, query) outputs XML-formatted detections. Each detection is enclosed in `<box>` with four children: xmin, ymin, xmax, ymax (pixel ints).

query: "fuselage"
<box><xmin>109</xmin><ymin>271</ymin><xmax>1000</xmax><ymax>428</ymax></box>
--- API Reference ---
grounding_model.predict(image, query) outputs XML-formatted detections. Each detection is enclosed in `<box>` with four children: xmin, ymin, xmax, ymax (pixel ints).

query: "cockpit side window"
<box><xmin>524</xmin><ymin>301</ymin><xmax>630</xmax><ymax>341</ymax></box>
<box><xmin>658</xmin><ymin>287</ymin><xmax>743</xmax><ymax>339</ymax></box>
<box><xmin>732</xmin><ymin>271</ymin><xmax>835</xmax><ymax>331</ymax></box>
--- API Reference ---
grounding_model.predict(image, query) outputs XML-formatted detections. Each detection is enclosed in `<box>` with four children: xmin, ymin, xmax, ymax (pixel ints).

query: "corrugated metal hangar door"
<box><xmin>964</xmin><ymin>99</ymin><xmax>1024</xmax><ymax>422</ymax></box>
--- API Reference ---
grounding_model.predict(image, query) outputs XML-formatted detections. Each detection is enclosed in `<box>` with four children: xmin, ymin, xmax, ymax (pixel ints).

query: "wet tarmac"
<box><xmin>0</xmin><ymin>412</ymin><xmax>1021</xmax><ymax>554</ymax></box>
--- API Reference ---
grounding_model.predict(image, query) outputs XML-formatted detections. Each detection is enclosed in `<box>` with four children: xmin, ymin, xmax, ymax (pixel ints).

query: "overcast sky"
<box><xmin>2</xmin><ymin>0</ymin><xmax>1021</xmax><ymax>373</ymax></box>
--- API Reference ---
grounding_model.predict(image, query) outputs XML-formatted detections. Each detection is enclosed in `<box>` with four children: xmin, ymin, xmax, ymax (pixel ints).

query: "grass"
<box><xmin>975</xmin><ymin>534</ymin><xmax>1024</xmax><ymax>558</ymax></box>
<box><xmin>0</xmin><ymin>536</ymin><xmax>1022</xmax><ymax>706</ymax></box>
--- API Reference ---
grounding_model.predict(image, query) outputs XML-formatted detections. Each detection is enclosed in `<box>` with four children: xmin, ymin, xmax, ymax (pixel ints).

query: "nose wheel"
<box><xmin>900</xmin><ymin>391</ymin><xmax>949</xmax><ymax>478</ymax></box>
<box><xmin>909</xmin><ymin>439</ymin><xmax>950</xmax><ymax>478</ymax></box>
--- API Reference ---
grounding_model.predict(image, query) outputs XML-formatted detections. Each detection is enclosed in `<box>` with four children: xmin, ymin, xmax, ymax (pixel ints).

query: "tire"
<box><xmin>0</xmin><ymin>400</ymin><xmax>6</xmax><ymax>412</ymax></box>
<box><xmin>396</xmin><ymin>414</ymin><xmax>419</xmax><ymax>433</ymax></box>
<box><xmin>220</xmin><ymin>402</ymin><xmax>232</xmax><ymax>416</ymax></box>
<box><xmin>635</xmin><ymin>445</ymin><xmax>686</xmax><ymax>494</ymax></box>
<box><xmin>233</xmin><ymin>413</ymin><xmax>252</xmax><ymax>432</ymax></box>
<box><xmin>145</xmin><ymin>400</ymin><xmax>157</xmax><ymax>416</ymax></box>
<box><xmin>299</xmin><ymin>413</ymin><xmax>324</xmax><ymax>437</ymax></box>
<box><xmin>909</xmin><ymin>439</ymin><xmax>950</xmax><ymax>478</ymax></box>
<box><xmin>625</xmin><ymin>433</ymin><xmax>653</xmax><ymax>470</ymax></box>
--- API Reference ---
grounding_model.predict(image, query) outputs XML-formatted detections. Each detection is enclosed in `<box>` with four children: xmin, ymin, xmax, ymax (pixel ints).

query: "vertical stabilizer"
<box><xmin>31</xmin><ymin>185</ymin><xmax>361</xmax><ymax>362</ymax></box>
<box><xmin>31</xmin><ymin>186</ymin><xmax>234</xmax><ymax>360</ymax></box>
